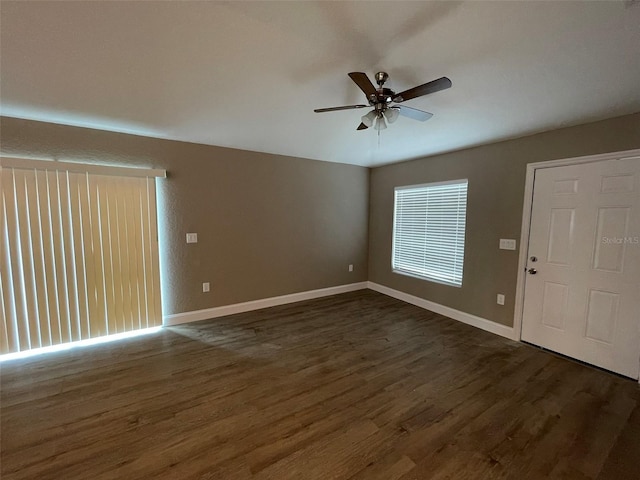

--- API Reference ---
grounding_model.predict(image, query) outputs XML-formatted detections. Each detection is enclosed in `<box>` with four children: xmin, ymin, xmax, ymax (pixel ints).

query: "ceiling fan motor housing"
<box><xmin>369</xmin><ymin>72</ymin><xmax>394</xmax><ymax>108</ymax></box>
<box><xmin>371</xmin><ymin>88</ymin><xmax>395</xmax><ymax>113</ymax></box>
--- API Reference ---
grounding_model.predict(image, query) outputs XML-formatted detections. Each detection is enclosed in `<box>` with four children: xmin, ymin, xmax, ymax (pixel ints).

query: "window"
<box><xmin>1</xmin><ymin>157</ymin><xmax>165</xmax><ymax>354</ymax></box>
<box><xmin>392</xmin><ymin>179</ymin><xmax>468</xmax><ymax>287</ymax></box>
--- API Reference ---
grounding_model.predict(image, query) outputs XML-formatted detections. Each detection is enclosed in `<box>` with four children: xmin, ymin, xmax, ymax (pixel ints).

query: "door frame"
<box><xmin>512</xmin><ymin>148</ymin><xmax>640</xmax><ymax>381</ymax></box>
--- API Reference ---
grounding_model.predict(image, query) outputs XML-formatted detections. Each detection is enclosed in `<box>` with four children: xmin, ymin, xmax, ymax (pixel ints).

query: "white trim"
<box><xmin>0</xmin><ymin>156</ymin><xmax>166</xmax><ymax>178</ymax></box>
<box><xmin>163</xmin><ymin>282</ymin><xmax>368</xmax><ymax>326</ymax></box>
<box><xmin>524</xmin><ymin>148</ymin><xmax>640</xmax><ymax>171</ymax></box>
<box><xmin>165</xmin><ymin>280</ymin><xmax>515</xmax><ymax>340</ymax></box>
<box><xmin>367</xmin><ymin>281</ymin><xmax>515</xmax><ymax>340</ymax></box>
<box><xmin>513</xmin><ymin>164</ymin><xmax>536</xmax><ymax>343</ymax></box>
<box><xmin>513</xmin><ymin>148</ymin><xmax>640</xmax><ymax>343</ymax></box>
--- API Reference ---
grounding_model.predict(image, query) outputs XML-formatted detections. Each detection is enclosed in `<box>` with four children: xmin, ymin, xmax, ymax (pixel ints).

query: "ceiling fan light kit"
<box><xmin>385</xmin><ymin>107</ymin><xmax>400</xmax><ymax>124</ymax></box>
<box><xmin>314</xmin><ymin>71</ymin><xmax>452</xmax><ymax>131</ymax></box>
<box><xmin>361</xmin><ymin>110</ymin><xmax>377</xmax><ymax>127</ymax></box>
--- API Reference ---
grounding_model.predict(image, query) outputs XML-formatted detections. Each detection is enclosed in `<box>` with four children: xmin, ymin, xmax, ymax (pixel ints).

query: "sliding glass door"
<box><xmin>0</xmin><ymin>158</ymin><xmax>164</xmax><ymax>354</ymax></box>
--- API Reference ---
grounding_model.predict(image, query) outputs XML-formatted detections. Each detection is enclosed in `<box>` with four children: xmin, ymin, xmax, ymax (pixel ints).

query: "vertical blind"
<box><xmin>392</xmin><ymin>179</ymin><xmax>468</xmax><ymax>287</ymax></box>
<box><xmin>0</xmin><ymin>158</ymin><xmax>164</xmax><ymax>354</ymax></box>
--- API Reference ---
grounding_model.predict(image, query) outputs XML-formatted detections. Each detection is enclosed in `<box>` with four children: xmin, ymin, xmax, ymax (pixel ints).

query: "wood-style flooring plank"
<box><xmin>1</xmin><ymin>290</ymin><xmax>638</xmax><ymax>479</ymax></box>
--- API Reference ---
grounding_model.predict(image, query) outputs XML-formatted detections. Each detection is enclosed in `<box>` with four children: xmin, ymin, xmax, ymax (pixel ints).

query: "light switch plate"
<box><xmin>497</xmin><ymin>294</ymin><xmax>505</xmax><ymax>305</ymax></box>
<box><xmin>202</xmin><ymin>282</ymin><xmax>210</xmax><ymax>293</ymax></box>
<box><xmin>186</xmin><ymin>233</ymin><xmax>198</xmax><ymax>244</ymax></box>
<box><xmin>499</xmin><ymin>239</ymin><xmax>516</xmax><ymax>250</ymax></box>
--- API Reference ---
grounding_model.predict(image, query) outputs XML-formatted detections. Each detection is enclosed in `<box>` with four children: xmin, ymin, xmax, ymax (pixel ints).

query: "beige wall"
<box><xmin>0</xmin><ymin>117</ymin><xmax>370</xmax><ymax>316</ymax></box>
<box><xmin>369</xmin><ymin>112</ymin><xmax>640</xmax><ymax>327</ymax></box>
<box><xmin>3</xmin><ymin>113</ymin><xmax>639</xmax><ymax>327</ymax></box>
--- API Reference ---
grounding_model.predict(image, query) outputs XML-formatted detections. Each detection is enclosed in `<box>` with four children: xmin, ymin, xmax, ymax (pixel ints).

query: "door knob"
<box><xmin>528</xmin><ymin>268</ymin><xmax>537</xmax><ymax>274</ymax></box>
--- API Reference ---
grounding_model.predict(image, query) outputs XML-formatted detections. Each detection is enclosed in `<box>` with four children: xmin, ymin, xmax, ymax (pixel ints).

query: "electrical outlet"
<box><xmin>348</xmin><ymin>264</ymin><xmax>353</xmax><ymax>272</ymax></box>
<box><xmin>202</xmin><ymin>282</ymin><xmax>210</xmax><ymax>293</ymax></box>
<box><xmin>186</xmin><ymin>233</ymin><xmax>198</xmax><ymax>244</ymax></box>
<box><xmin>499</xmin><ymin>239</ymin><xmax>516</xmax><ymax>250</ymax></box>
<box><xmin>497</xmin><ymin>294</ymin><xmax>505</xmax><ymax>305</ymax></box>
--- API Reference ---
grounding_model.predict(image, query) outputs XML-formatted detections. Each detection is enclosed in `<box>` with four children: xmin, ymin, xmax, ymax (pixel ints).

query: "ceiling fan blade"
<box><xmin>392</xmin><ymin>77</ymin><xmax>452</xmax><ymax>103</ymax></box>
<box><xmin>396</xmin><ymin>105</ymin><xmax>434</xmax><ymax>122</ymax></box>
<box><xmin>357</xmin><ymin>122</ymin><xmax>368</xmax><ymax>130</ymax></box>
<box><xmin>348</xmin><ymin>72</ymin><xmax>377</xmax><ymax>98</ymax></box>
<box><xmin>314</xmin><ymin>104</ymin><xmax>368</xmax><ymax>113</ymax></box>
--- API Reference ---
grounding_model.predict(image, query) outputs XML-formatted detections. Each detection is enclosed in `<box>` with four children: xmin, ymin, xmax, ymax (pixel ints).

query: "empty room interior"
<box><xmin>1</xmin><ymin>1</ymin><xmax>640</xmax><ymax>479</ymax></box>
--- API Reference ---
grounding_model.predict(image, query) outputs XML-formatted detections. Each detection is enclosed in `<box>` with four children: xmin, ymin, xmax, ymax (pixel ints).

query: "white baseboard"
<box><xmin>163</xmin><ymin>282</ymin><xmax>368</xmax><ymax>326</ymax></box>
<box><xmin>164</xmin><ymin>280</ymin><xmax>515</xmax><ymax>342</ymax></box>
<box><xmin>367</xmin><ymin>281</ymin><xmax>516</xmax><ymax>340</ymax></box>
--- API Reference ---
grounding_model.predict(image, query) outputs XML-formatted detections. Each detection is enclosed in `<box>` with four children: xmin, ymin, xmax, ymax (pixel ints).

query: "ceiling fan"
<box><xmin>314</xmin><ymin>72</ymin><xmax>452</xmax><ymax>131</ymax></box>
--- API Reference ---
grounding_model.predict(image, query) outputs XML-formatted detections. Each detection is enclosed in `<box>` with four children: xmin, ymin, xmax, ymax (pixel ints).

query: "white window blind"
<box><xmin>392</xmin><ymin>179</ymin><xmax>468</xmax><ymax>287</ymax></box>
<box><xmin>0</xmin><ymin>158</ymin><xmax>164</xmax><ymax>354</ymax></box>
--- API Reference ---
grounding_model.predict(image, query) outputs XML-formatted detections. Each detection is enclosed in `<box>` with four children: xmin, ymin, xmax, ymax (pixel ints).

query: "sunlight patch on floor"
<box><xmin>0</xmin><ymin>327</ymin><xmax>163</xmax><ymax>362</ymax></box>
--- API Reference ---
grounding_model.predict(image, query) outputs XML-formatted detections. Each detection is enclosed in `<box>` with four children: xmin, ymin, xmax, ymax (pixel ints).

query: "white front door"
<box><xmin>521</xmin><ymin>156</ymin><xmax>640</xmax><ymax>379</ymax></box>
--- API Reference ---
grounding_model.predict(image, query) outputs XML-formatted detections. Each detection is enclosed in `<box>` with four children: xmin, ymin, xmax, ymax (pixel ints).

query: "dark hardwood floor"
<box><xmin>1</xmin><ymin>290</ymin><xmax>638</xmax><ymax>479</ymax></box>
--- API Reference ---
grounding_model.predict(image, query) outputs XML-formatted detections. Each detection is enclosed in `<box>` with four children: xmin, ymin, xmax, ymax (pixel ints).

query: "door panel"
<box><xmin>547</xmin><ymin>208</ymin><xmax>575</xmax><ymax>264</ymax></box>
<box><xmin>593</xmin><ymin>207</ymin><xmax>629</xmax><ymax>272</ymax></box>
<box><xmin>584</xmin><ymin>289</ymin><xmax>619</xmax><ymax>344</ymax></box>
<box><xmin>541</xmin><ymin>282</ymin><xmax>568</xmax><ymax>330</ymax></box>
<box><xmin>522</xmin><ymin>156</ymin><xmax>640</xmax><ymax>379</ymax></box>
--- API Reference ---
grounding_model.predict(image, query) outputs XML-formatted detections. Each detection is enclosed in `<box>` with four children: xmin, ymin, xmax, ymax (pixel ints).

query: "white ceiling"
<box><xmin>1</xmin><ymin>1</ymin><xmax>639</xmax><ymax>167</ymax></box>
